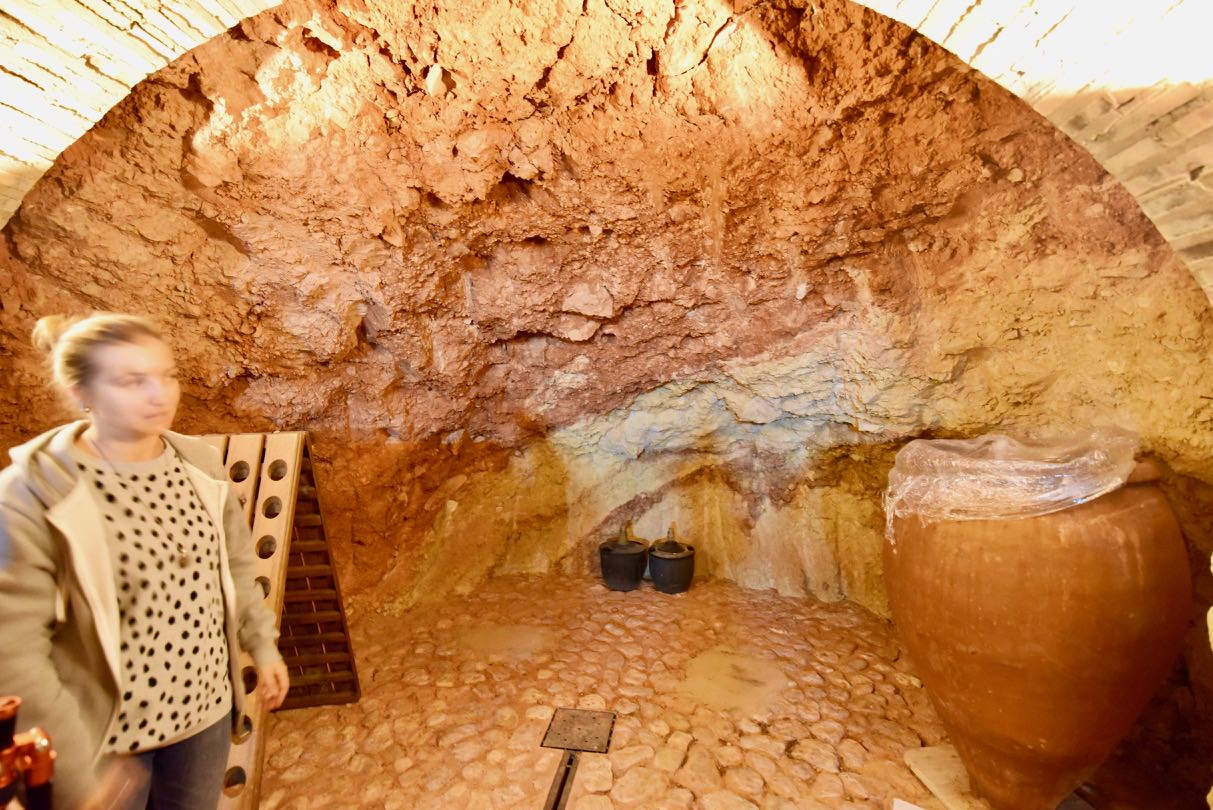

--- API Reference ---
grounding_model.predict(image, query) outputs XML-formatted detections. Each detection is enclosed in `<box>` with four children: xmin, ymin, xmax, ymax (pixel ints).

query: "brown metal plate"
<box><xmin>541</xmin><ymin>708</ymin><xmax>616</xmax><ymax>753</ymax></box>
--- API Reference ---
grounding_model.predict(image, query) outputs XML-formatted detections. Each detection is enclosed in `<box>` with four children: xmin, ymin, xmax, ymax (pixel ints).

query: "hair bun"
<box><xmin>31</xmin><ymin>314</ymin><xmax>82</xmax><ymax>357</ymax></box>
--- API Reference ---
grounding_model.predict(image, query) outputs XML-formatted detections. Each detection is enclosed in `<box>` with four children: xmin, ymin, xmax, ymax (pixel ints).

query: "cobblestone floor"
<box><xmin>261</xmin><ymin>575</ymin><xmax>949</xmax><ymax>809</ymax></box>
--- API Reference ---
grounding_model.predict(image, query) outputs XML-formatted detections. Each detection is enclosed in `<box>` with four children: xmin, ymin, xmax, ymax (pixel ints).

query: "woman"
<box><xmin>0</xmin><ymin>313</ymin><xmax>290</xmax><ymax>809</ymax></box>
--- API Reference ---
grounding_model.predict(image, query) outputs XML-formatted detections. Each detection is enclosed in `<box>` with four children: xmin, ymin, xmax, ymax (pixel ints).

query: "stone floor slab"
<box><xmin>261</xmin><ymin>576</ymin><xmax>949</xmax><ymax>809</ymax></box>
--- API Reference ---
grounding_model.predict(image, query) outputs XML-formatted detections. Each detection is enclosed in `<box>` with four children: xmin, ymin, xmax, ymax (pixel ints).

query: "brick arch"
<box><xmin>2</xmin><ymin>0</ymin><xmax>1211</xmax><ymax>299</ymax></box>
<box><xmin>0</xmin><ymin>0</ymin><xmax>282</xmax><ymax>219</ymax></box>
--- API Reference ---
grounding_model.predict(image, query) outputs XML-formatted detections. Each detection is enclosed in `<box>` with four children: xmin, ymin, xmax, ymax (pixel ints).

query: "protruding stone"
<box><xmin>791</xmin><ymin>738</ymin><xmax>839</xmax><ymax>773</ymax></box>
<box><xmin>809</xmin><ymin>719</ymin><xmax>846</xmax><ymax>745</ymax></box>
<box><xmin>841</xmin><ymin>771</ymin><xmax>873</xmax><ymax>801</ymax></box>
<box><xmin>673</xmin><ymin>744</ymin><xmax>723</xmax><ymax>794</ymax></box>
<box><xmin>765</xmin><ymin>771</ymin><xmax>806</xmax><ymax>801</ymax></box>
<box><xmin>808</xmin><ymin>772</ymin><xmax>845</xmax><ymax>802</ymax></box>
<box><xmin>610</xmin><ymin>766</ymin><xmax>670</xmax><ymax>806</ymax></box>
<box><xmin>579</xmin><ymin>754</ymin><xmax>613</xmax><ymax>793</ymax></box>
<box><xmin>654</xmin><ymin>745</ymin><xmax>686</xmax><ymax>772</ymax></box>
<box><xmin>573</xmin><ymin>795</ymin><xmax>613</xmax><ymax>810</ymax></box>
<box><xmin>578</xmin><ymin>693</ymin><xmax>608</xmax><ymax>710</ymax></box>
<box><xmin>653</xmin><ymin>788</ymin><xmax>695</xmax><ymax>809</ymax></box>
<box><xmin>699</xmin><ymin>789</ymin><xmax>760</xmax><ymax>810</ymax></box>
<box><xmin>837</xmin><ymin>738</ymin><xmax>867</xmax><ymax>771</ymax></box>
<box><xmin>714</xmin><ymin>745</ymin><xmax>744</xmax><ymax>768</ymax></box>
<box><xmin>561</xmin><ymin>283</ymin><xmax>614</xmax><ymax>318</ymax></box>
<box><xmin>743</xmin><ymin>751</ymin><xmax>777</xmax><ymax>779</ymax></box>
<box><xmin>723</xmin><ymin>766</ymin><xmax>765</xmax><ymax>799</ymax></box>
<box><xmin>550</xmin><ymin>313</ymin><xmax>600</xmax><ymax>342</ymax></box>
<box><xmin>451</xmin><ymin>739</ymin><xmax>485</xmax><ymax>763</ymax></box>
<box><xmin>668</xmin><ymin>730</ymin><xmax>693</xmax><ymax>752</ymax></box>
<box><xmin>610</xmin><ymin>743</ymin><xmax>656</xmax><ymax>773</ymax></box>
<box><xmin>738</xmin><ymin>718</ymin><xmax>763</xmax><ymax>734</ymax></box>
<box><xmin>738</xmin><ymin>735</ymin><xmax>785</xmax><ymax>758</ymax></box>
<box><xmin>491</xmin><ymin>784</ymin><xmax>526</xmax><ymax>806</ymax></box>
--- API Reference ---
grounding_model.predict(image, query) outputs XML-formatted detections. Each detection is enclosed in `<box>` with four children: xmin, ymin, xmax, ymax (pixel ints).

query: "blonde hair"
<box><xmin>32</xmin><ymin>313</ymin><xmax>166</xmax><ymax>394</ymax></box>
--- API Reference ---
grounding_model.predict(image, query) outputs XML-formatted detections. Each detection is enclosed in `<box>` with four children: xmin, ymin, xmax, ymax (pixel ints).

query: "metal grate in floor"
<box><xmin>541</xmin><ymin>708</ymin><xmax>616</xmax><ymax>753</ymax></box>
<box><xmin>541</xmin><ymin>708</ymin><xmax>617</xmax><ymax>809</ymax></box>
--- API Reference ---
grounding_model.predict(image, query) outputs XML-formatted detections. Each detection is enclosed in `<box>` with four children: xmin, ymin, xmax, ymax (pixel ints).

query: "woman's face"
<box><xmin>73</xmin><ymin>337</ymin><xmax>180</xmax><ymax>440</ymax></box>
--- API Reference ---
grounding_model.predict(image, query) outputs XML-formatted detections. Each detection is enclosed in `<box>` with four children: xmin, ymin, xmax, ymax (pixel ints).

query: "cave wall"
<box><xmin>1</xmin><ymin>0</ymin><xmax>1211</xmax><ymax>633</ymax></box>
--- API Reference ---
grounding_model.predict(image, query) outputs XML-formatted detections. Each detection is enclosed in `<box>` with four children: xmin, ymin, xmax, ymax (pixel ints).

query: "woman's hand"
<box><xmin>257</xmin><ymin>659</ymin><xmax>290</xmax><ymax>710</ymax></box>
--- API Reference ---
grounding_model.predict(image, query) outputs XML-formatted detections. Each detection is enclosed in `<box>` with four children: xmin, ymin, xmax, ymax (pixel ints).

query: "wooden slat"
<box><xmin>220</xmin><ymin>647</ymin><xmax>263</xmax><ymax>803</ymax></box>
<box><xmin>278</xmin><ymin>691</ymin><xmax>359</xmax><ymax>709</ymax></box>
<box><xmin>284</xmin><ymin>565</ymin><xmax>336</xmax><ymax>578</ymax></box>
<box><xmin>289</xmin><ymin>540</ymin><xmax>329</xmax><ymax>553</ymax></box>
<box><xmin>222</xmin><ymin>434</ymin><xmax>264</xmax><ymax>527</ymax></box>
<box><xmin>219</xmin><ymin>431</ymin><xmax>304</xmax><ymax>810</ymax></box>
<box><xmin>282</xmin><ymin>610</ymin><xmax>344</xmax><ymax>624</ymax></box>
<box><xmin>282</xmin><ymin>652</ymin><xmax>355</xmax><ymax>667</ymax></box>
<box><xmin>283</xmin><ymin>588</ymin><xmax>338</xmax><ymax>602</ymax></box>
<box><xmin>248</xmin><ymin>432</ymin><xmax>304</xmax><ymax>621</ymax></box>
<box><xmin>277</xmin><ymin>630</ymin><xmax>349</xmax><ymax>640</ymax></box>
<box><xmin>289</xmin><ymin>670</ymin><xmax>357</xmax><ymax>687</ymax></box>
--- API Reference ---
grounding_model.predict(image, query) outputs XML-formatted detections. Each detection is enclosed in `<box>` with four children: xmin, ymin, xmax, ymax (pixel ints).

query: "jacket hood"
<box><xmin>5</xmin><ymin>420</ymin><xmax>86</xmax><ymax>512</ymax></box>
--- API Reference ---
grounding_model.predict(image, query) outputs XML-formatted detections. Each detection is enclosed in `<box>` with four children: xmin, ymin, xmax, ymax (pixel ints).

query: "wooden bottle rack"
<box><xmin>200</xmin><ymin>432</ymin><xmax>359</xmax><ymax>810</ymax></box>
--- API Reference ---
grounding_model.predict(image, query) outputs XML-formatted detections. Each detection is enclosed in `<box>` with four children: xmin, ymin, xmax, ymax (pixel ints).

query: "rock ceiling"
<box><xmin>0</xmin><ymin>0</ymin><xmax>1210</xmax><ymax>616</ymax></box>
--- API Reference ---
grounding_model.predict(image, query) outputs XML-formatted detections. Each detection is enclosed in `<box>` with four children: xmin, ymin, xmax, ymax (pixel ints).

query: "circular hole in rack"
<box><xmin>256</xmin><ymin>536</ymin><xmax>277</xmax><ymax>559</ymax></box>
<box><xmin>228</xmin><ymin>461</ymin><xmax>250</xmax><ymax>483</ymax></box>
<box><xmin>231</xmin><ymin>713</ymin><xmax>254</xmax><ymax>744</ymax></box>
<box><xmin>242</xmin><ymin>666</ymin><xmax>258</xmax><ymax>695</ymax></box>
<box><xmin>268</xmin><ymin>459</ymin><xmax>288</xmax><ymax>481</ymax></box>
<box><xmin>256</xmin><ymin>576</ymin><xmax>271</xmax><ymax>598</ymax></box>
<box><xmin>222</xmin><ymin>767</ymin><xmax>247</xmax><ymax>796</ymax></box>
<box><xmin>262</xmin><ymin>496</ymin><xmax>282</xmax><ymax>519</ymax></box>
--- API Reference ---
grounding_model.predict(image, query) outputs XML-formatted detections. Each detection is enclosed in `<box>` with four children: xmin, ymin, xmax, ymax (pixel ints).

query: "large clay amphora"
<box><xmin>885</xmin><ymin>469</ymin><xmax>1191</xmax><ymax>810</ymax></box>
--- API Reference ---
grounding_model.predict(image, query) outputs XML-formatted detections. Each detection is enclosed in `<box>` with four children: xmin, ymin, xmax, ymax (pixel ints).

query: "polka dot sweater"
<box><xmin>72</xmin><ymin>443</ymin><xmax>232</xmax><ymax>753</ymax></box>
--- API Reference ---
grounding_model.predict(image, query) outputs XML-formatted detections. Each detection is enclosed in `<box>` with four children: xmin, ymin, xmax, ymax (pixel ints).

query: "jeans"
<box><xmin>114</xmin><ymin>715</ymin><xmax>231</xmax><ymax>810</ymax></box>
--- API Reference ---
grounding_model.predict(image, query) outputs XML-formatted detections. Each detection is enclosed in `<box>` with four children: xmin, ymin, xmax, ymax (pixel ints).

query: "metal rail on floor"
<box><xmin>540</xmin><ymin>708</ymin><xmax>617</xmax><ymax>810</ymax></box>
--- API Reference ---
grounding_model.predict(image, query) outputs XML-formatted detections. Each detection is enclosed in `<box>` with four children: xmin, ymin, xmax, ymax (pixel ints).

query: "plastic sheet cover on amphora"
<box><xmin>884</xmin><ymin>427</ymin><xmax>1140</xmax><ymax>540</ymax></box>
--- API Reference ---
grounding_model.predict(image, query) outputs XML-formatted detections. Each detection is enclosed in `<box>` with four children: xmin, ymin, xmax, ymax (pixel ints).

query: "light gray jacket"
<box><xmin>0</xmin><ymin>421</ymin><xmax>282</xmax><ymax>809</ymax></box>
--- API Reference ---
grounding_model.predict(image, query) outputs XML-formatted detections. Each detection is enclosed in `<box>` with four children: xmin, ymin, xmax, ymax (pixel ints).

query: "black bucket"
<box><xmin>649</xmin><ymin>539</ymin><xmax>695</xmax><ymax>594</ymax></box>
<box><xmin>598</xmin><ymin>539</ymin><xmax>648</xmax><ymax>591</ymax></box>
